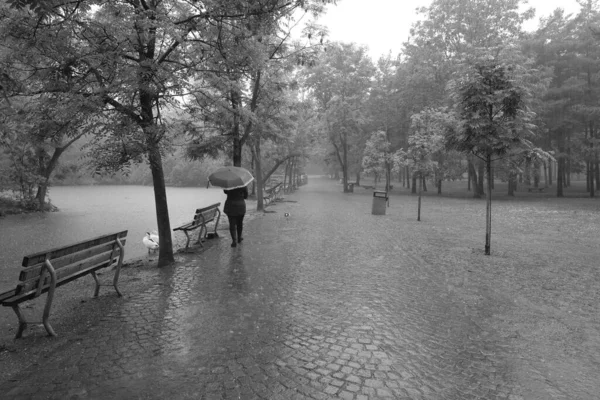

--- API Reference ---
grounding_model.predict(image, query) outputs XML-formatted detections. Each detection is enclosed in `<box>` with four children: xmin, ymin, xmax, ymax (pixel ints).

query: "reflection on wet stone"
<box><xmin>0</xmin><ymin>180</ymin><xmax>525</xmax><ymax>400</ymax></box>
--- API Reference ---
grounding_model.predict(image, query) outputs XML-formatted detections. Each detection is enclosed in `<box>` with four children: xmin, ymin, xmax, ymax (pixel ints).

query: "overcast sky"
<box><xmin>315</xmin><ymin>0</ymin><xmax>582</xmax><ymax>59</ymax></box>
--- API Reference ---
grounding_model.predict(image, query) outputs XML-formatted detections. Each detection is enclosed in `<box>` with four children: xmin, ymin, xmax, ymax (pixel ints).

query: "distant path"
<box><xmin>1</xmin><ymin>178</ymin><xmax>528</xmax><ymax>399</ymax></box>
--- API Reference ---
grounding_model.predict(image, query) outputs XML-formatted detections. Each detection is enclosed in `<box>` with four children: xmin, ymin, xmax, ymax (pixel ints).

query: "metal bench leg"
<box><xmin>113</xmin><ymin>238</ymin><xmax>124</xmax><ymax>297</ymax></box>
<box><xmin>42</xmin><ymin>262</ymin><xmax>57</xmax><ymax>337</ymax></box>
<box><xmin>197</xmin><ymin>225</ymin><xmax>206</xmax><ymax>247</ymax></box>
<box><xmin>183</xmin><ymin>230</ymin><xmax>191</xmax><ymax>251</ymax></box>
<box><xmin>213</xmin><ymin>210</ymin><xmax>221</xmax><ymax>237</ymax></box>
<box><xmin>91</xmin><ymin>271</ymin><xmax>101</xmax><ymax>297</ymax></box>
<box><xmin>12</xmin><ymin>305</ymin><xmax>28</xmax><ymax>339</ymax></box>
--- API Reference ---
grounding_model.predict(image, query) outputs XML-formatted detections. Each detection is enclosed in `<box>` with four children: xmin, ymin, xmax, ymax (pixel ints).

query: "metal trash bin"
<box><xmin>347</xmin><ymin>182</ymin><xmax>354</xmax><ymax>192</ymax></box>
<box><xmin>372</xmin><ymin>190</ymin><xmax>388</xmax><ymax>215</ymax></box>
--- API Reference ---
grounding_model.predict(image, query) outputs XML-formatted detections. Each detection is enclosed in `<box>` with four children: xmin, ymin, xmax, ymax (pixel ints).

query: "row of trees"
<box><xmin>299</xmin><ymin>0</ymin><xmax>599</xmax><ymax>254</ymax></box>
<box><xmin>303</xmin><ymin>0</ymin><xmax>600</xmax><ymax>201</ymax></box>
<box><xmin>0</xmin><ymin>0</ymin><xmax>332</xmax><ymax>266</ymax></box>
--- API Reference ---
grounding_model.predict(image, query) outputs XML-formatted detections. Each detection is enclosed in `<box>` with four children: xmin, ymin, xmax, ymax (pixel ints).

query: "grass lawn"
<box><xmin>346</xmin><ymin>176</ymin><xmax>600</xmax><ymax>399</ymax></box>
<box><xmin>0</xmin><ymin>195</ymin><xmax>26</xmax><ymax>216</ymax></box>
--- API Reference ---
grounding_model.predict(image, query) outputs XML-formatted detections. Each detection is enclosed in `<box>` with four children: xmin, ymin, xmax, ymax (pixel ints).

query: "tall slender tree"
<box><xmin>447</xmin><ymin>51</ymin><xmax>544</xmax><ymax>255</ymax></box>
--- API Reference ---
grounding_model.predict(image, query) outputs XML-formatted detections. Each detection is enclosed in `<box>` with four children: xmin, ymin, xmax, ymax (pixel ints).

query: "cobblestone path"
<box><xmin>1</xmin><ymin>179</ymin><xmax>523</xmax><ymax>399</ymax></box>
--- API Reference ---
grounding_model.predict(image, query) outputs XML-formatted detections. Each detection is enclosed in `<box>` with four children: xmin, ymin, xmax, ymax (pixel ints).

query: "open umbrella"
<box><xmin>208</xmin><ymin>166</ymin><xmax>254</xmax><ymax>190</ymax></box>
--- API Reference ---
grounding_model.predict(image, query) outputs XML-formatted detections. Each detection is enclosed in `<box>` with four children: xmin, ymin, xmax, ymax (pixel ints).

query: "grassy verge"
<box><xmin>375</xmin><ymin>186</ymin><xmax>599</xmax><ymax>399</ymax></box>
<box><xmin>352</xmin><ymin>176</ymin><xmax>598</xmax><ymax>199</ymax></box>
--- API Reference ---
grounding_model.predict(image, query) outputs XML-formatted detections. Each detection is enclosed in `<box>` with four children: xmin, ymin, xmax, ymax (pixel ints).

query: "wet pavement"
<box><xmin>1</xmin><ymin>179</ymin><xmax>522</xmax><ymax>399</ymax></box>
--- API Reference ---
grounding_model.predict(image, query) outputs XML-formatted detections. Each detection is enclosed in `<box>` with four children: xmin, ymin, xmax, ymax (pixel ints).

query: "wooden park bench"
<box><xmin>273</xmin><ymin>183</ymin><xmax>284</xmax><ymax>201</ymax></box>
<box><xmin>263</xmin><ymin>183</ymin><xmax>283</xmax><ymax>207</ymax></box>
<box><xmin>528</xmin><ymin>187</ymin><xmax>546</xmax><ymax>193</ymax></box>
<box><xmin>0</xmin><ymin>231</ymin><xmax>127</xmax><ymax>338</ymax></box>
<box><xmin>173</xmin><ymin>202</ymin><xmax>221</xmax><ymax>251</ymax></box>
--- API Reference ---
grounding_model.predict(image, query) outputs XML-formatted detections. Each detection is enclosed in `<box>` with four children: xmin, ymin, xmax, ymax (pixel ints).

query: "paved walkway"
<box><xmin>2</xmin><ymin>179</ymin><xmax>521</xmax><ymax>400</ymax></box>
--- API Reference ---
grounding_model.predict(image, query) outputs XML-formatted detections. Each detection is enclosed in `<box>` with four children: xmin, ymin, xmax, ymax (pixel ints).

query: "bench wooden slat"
<box><xmin>17</xmin><ymin>249</ymin><xmax>120</xmax><ymax>294</ymax></box>
<box><xmin>23</xmin><ymin>230</ymin><xmax>127</xmax><ymax>267</ymax></box>
<box><xmin>193</xmin><ymin>209</ymin><xmax>217</xmax><ymax>224</ymax></box>
<box><xmin>19</xmin><ymin>240</ymin><xmax>126</xmax><ymax>281</ymax></box>
<box><xmin>0</xmin><ymin>289</ymin><xmax>17</xmax><ymax>303</ymax></box>
<box><xmin>3</xmin><ymin>257</ymin><xmax>118</xmax><ymax>306</ymax></box>
<box><xmin>195</xmin><ymin>202</ymin><xmax>221</xmax><ymax>214</ymax></box>
<box><xmin>173</xmin><ymin>222</ymin><xmax>196</xmax><ymax>231</ymax></box>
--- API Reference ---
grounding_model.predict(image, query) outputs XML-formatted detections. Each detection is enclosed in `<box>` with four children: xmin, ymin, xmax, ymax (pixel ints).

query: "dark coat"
<box><xmin>223</xmin><ymin>186</ymin><xmax>248</xmax><ymax>216</ymax></box>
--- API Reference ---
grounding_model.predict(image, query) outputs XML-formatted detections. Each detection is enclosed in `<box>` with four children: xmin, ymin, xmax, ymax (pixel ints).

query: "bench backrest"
<box><xmin>265</xmin><ymin>182</ymin><xmax>282</xmax><ymax>194</ymax></box>
<box><xmin>15</xmin><ymin>231</ymin><xmax>128</xmax><ymax>297</ymax></box>
<box><xmin>192</xmin><ymin>202</ymin><xmax>221</xmax><ymax>227</ymax></box>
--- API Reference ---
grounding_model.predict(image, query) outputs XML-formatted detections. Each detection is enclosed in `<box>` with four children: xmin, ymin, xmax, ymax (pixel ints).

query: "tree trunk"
<box><xmin>342</xmin><ymin>132</ymin><xmax>349</xmax><ymax>193</ymax></box>
<box><xmin>566</xmin><ymin>133</ymin><xmax>572</xmax><ymax>187</ymax></box>
<box><xmin>36</xmin><ymin>184</ymin><xmax>48</xmax><ymax>211</ymax></box>
<box><xmin>283</xmin><ymin>161</ymin><xmax>289</xmax><ymax>193</ymax></box>
<box><xmin>557</xmin><ymin>155</ymin><xmax>564</xmax><ymax>197</ymax></box>
<box><xmin>477</xmin><ymin>159</ymin><xmax>485</xmax><ymax>196</ymax></box>
<box><xmin>469</xmin><ymin>160</ymin><xmax>480</xmax><ymax>198</ymax></box>
<box><xmin>467</xmin><ymin>161</ymin><xmax>471</xmax><ymax>191</ymax></box>
<box><xmin>147</xmin><ymin>139</ymin><xmax>174</xmax><ymax>266</ymax></box>
<box><xmin>548</xmin><ymin>159</ymin><xmax>553</xmax><ymax>186</ymax></box>
<box><xmin>287</xmin><ymin>159</ymin><xmax>294</xmax><ymax>192</ymax></box>
<box><xmin>437</xmin><ymin>178</ymin><xmax>442</xmax><ymax>195</ymax></box>
<box><xmin>590</xmin><ymin>161</ymin><xmax>595</xmax><ymax>198</ymax></box>
<box><xmin>566</xmin><ymin>153</ymin><xmax>571</xmax><ymax>187</ymax></box>
<box><xmin>261</xmin><ymin>153</ymin><xmax>302</xmax><ymax>185</ymax></box>
<box><xmin>508</xmin><ymin>170</ymin><xmax>516</xmax><ymax>196</ymax></box>
<box><xmin>587</xmin><ymin>162</ymin><xmax>591</xmax><ymax>193</ymax></box>
<box><xmin>250</xmin><ymin>149</ymin><xmax>256</xmax><ymax>196</ymax></box>
<box><xmin>417</xmin><ymin>172</ymin><xmax>422</xmax><ymax>222</ymax></box>
<box><xmin>385</xmin><ymin>162</ymin><xmax>391</xmax><ymax>192</ymax></box>
<box><xmin>35</xmin><ymin>146</ymin><xmax>66</xmax><ymax>211</ymax></box>
<box><xmin>252</xmin><ymin>140</ymin><xmax>265</xmax><ymax>211</ymax></box>
<box><xmin>485</xmin><ymin>155</ymin><xmax>492</xmax><ymax>255</ymax></box>
<box><xmin>231</xmin><ymin>89</ymin><xmax>243</xmax><ymax>167</ymax></box>
<box><xmin>596</xmin><ymin>160</ymin><xmax>600</xmax><ymax>192</ymax></box>
<box><xmin>533</xmin><ymin>161</ymin><xmax>540</xmax><ymax>188</ymax></box>
<box><xmin>524</xmin><ymin>159</ymin><xmax>531</xmax><ymax>186</ymax></box>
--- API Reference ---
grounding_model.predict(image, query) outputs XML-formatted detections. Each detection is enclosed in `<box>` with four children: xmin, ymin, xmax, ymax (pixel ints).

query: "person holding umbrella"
<box><xmin>208</xmin><ymin>166</ymin><xmax>254</xmax><ymax>248</ymax></box>
<box><xmin>223</xmin><ymin>185</ymin><xmax>248</xmax><ymax>247</ymax></box>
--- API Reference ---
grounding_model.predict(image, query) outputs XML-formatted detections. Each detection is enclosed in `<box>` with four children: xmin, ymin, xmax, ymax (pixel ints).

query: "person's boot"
<box><xmin>230</xmin><ymin>227</ymin><xmax>237</xmax><ymax>247</ymax></box>
<box><xmin>237</xmin><ymin>225</ymin><xmax>243</xmax><ymax>243</ymax></box>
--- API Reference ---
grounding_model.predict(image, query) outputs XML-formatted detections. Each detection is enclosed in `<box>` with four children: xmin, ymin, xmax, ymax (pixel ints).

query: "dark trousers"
<box><xmin>227</xmin><ymin>215</ymin><xmax>244</xmax><ymax>242</ymax></box>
